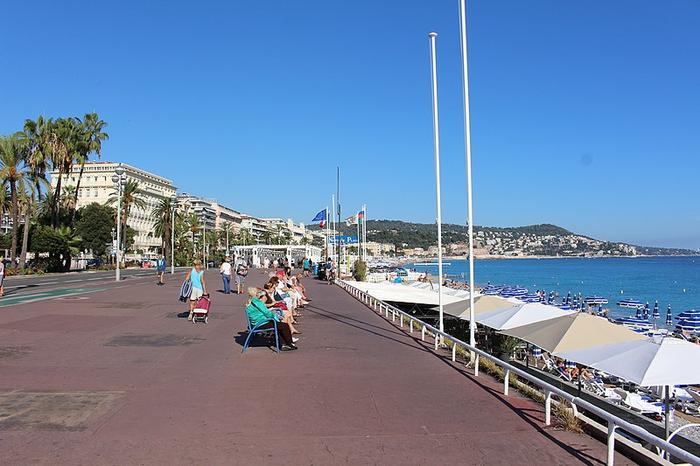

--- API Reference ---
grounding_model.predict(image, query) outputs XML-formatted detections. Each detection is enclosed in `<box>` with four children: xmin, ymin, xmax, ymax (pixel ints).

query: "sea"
<box><xmin>407</xmin><ymin>256</ymin><xmax>700</xmax><ymax>323</ymax></box>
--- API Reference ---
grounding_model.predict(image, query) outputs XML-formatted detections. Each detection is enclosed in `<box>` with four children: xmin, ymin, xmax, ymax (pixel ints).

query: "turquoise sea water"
<box><xmin>408</xmin><ymin>257</ymin><xmax>700</xmax><ymax>322</ymax></box>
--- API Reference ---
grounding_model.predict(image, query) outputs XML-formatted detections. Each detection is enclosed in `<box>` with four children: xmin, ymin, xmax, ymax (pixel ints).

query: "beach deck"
<box><xmin>0</xmin><ymin>270</ymin><xmax>633</xmax><ymax>465</ymax></box>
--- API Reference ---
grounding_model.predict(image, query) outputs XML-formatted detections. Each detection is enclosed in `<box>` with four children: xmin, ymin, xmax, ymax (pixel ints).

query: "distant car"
<box><xmin>86</xmin><ymin>258</ymin><xmax>103</xmax><ymax>269</ymax></box>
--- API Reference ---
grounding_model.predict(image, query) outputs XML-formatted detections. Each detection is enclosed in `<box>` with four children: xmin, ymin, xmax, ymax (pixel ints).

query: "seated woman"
<box><xmin>260</xmin><ymin>283</ymin><xmax>301</xmax><ymax>334</ymax></box>
<box><xmin>246</xmin><ymin>287</ymin><xmax>297</xmax><ymax>351</ymax></box>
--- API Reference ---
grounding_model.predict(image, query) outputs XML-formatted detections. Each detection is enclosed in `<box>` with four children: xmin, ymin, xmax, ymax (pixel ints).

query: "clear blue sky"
<box><xmin>1</xmin><ymin>0</ymin><xmax>699</xmax><ymax>249</ymax></box>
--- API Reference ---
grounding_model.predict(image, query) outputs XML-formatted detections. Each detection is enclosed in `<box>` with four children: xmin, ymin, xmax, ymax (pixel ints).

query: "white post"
<box><xmin>428</xmin><ymin>32</ymin><xmax>445</xmax><ymax>340</ymax></box>
<box><xmin>170</xmin><ymin>197</ymin><xmax>176</xmax><ymax>274</ymax></box>
<box><xmin>115</xmin><ymin>181</ymin><xmax>121</xmax><ymax>282</ymax></box>
<box><xmin>331</xmin><ymin>195</ymin><xmax>336</xmax><ymax>261</ymax></box>
<box><xmin>545</xmin><ymin>391</ymin><xmax>552</xmax><ymax>426</ymax></box>
<box><xmin>362</xmin><ymin>204</ymin><xmax>367</xmax><ymax>259</ymax></box>
<box><xmin>504</xmin><ymin>369</ymin><xmax>510</xmax><ymax>396</ymax></box>
<box><xmin>607</xmin><ymin>422</ymin><xmax>616</xmax><ymax>466</ymax></box>
<box><xmin>459</xmin><ymin>0</ymin><xmax>477</xmax><ymax>350</ymax></box>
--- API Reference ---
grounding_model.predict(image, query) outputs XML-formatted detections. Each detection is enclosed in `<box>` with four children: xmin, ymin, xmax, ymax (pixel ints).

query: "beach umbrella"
<box><xmin>653</xmin><ymin>301</ymin><xmax>660</xmax><ymax>320</ymax></box>
<box><xmin>439</xmin><ymin>295</ymin><xmax>514</xmax><ymax>319</ymax></box>
<box><xmin>565</xmin><ymin>360</ymin><xmax>576</xmax><ymax>369</ymax></box>
<box><xmin>565</xmin><ymin>291</ymin><xmax>571</xmax><ymax>305</ymax></box>
<box><xmin>676</xmin><ymin>315</ymin><xmax>700</xmax><ymax>334</ymax></box>
<box><xmin>643</xmin><ymin>302</ymin><xmax>650</xmax><ymax>320</ymax></box>
<box><xmin>531</xmin><ymin>346</ymin><xmax>542</xmax><ymax>358</ymax></box>
<box><xmin>636</xmin><ymin>306</ymin><xmax>642</xmax><ymax>319</ymax></box>
<box><xmin>666</xmin><ymin>305</ymin><xmax>673</xmax><ymax>326</ymax></box>
<box><xmin>501</xmin><ymin>312</ymin><xmax>645</xmax><ymax>355</ymax></box>
<box><xmin>474</xmin><ymin>302</ymin><xmax>572</xmax><ymax>331</ymax></box>
<box><xmin>677</xmin><ymin>309</ymin><xmax>700</xmax><ymax>321</ymax></box>
<box><xmin>597</xmin><ymin>305</ymin><xmax>605</xmax><ymax>316</ymax></box>
<box><xmin>555</xmin><ymin>337</ymin><xmax>700</xmax><ymax>440</ymax></box>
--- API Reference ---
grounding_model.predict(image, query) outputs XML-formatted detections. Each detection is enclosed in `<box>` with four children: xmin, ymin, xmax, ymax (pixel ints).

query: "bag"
<box><xmin>195</xmin><ymin>296</ymin><xmax>211</xmax><ymax>312</ymax></box>
<box><xmin>237</xmin><ymin>264</ymin><xmax>248</xmax><ymax>276</ymax></box>
<box><xmin>179</xmin><ymin>279</ymin><xmax>192</xmax><ymax>302</ymax></box>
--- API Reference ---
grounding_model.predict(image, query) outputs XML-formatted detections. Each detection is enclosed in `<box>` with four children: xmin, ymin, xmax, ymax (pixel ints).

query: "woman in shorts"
<box><xmin>185</xmin><ymin>260</ymin><xmax>207</xmax><ymax>320</ymax></box>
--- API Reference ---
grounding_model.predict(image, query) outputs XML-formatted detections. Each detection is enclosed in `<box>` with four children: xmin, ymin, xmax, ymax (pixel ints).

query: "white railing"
<box><xmin>337</xmin><ymin>280</ymin><xmax>699</xmax><ymax>466</ymax></box>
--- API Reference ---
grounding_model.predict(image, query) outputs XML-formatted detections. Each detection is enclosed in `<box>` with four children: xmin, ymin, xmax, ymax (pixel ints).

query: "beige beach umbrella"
<box><xmin>437</xmin><ymin>295</ymin><xmax>513</xmax><ymax>319</ymax></box>
<box><xmin>500</xmin><ymin>312</ymin><xmax>645</xmax><ymax>354</ymax></box>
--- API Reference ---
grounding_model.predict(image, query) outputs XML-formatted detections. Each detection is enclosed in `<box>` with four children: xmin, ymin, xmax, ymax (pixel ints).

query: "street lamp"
<box><xmin>170</xmin><ymin>194</ymin><xmax>177</xmax><ymax>274</ymax></box>
<box><xmin>112</xmin><ymin>165</ymin><xmax>126</xmax><ymax>281</ymax></box>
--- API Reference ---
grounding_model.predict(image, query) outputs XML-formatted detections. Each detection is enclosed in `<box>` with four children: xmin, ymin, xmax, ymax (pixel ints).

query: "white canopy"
<box><xmin>555</xmin><ymin>337</ymin><xmax>700</xmax><ymax>387</ymax></box>
<box><xmin>476</xmin><ymin>303</ymin><xmax>573</xmax><ymax>331</ymax></box>
<box><xmin>345</xmin><ymin>281</ymin><xmax>465</xmax><ymax>307</ymax></box>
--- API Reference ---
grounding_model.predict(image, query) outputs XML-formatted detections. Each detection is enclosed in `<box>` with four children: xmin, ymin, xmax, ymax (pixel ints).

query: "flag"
<box><xmin>312</xmin><ymin>209</ymin><xmax>327</xmax><ymax>228</ymax></box>
<box><xmin>345</xmin><ymin>214</ymin><xmax>358</xmax><ymax>226</ymax></box>
<box><xmin>357</xmin><ymin>209</ymin><xmax>365</xmax><ymax>223</ymax></box>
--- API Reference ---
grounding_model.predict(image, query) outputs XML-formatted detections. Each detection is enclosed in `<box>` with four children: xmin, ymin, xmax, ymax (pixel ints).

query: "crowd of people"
<box><xmin>175</xmin><ymin>254</ymin><xmax>318</xmax><ymax>351</ymax></box>
<box><xmin>245</xmin><ymin>267</ymin><xmax>311</xmax><ymax>351</ymax></box>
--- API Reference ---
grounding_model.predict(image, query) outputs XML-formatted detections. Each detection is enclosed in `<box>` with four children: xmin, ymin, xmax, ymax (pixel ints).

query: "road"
<box><xmin>0</xmin><ymin>268</ymin><xmax>186</xmax><ymax>307</ymax></box>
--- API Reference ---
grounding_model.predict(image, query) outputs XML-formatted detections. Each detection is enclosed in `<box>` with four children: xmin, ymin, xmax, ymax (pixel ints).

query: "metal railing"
<box><xmin>337</xmin><ymin>280</ymin><xmax>699</xmax><ymax>466</ymax></box>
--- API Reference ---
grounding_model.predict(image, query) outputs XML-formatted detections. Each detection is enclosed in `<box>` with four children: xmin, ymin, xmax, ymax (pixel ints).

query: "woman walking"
<box><xmin>235</xmin><ymin>257</ymin><xmax>249</xmax><ymax>294</ymax></box>
<box><xmin>185</xmin><ymin>260</ymin><xmax>207</xmax><ymax>320</ymax></box>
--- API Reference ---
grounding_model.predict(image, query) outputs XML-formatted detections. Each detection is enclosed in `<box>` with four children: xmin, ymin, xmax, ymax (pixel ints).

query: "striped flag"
<box><xmin>358</xmin><ymin>209</ymin><xmax>365</xmax><ymax>223</ymax></box>
<box><xmin>312</xmin><ymin>209</ymin><xmax>327</xmax><ymax>228</ymax></box>
<box><xmin>345</xmin><ymin>214</ymin><xmax>358</xmax><ymax>226</ymax></box>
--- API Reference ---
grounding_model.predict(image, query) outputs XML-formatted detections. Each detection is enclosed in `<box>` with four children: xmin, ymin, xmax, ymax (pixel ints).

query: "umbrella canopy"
<box><xmin>677</xmin><ymin>309</ymin><xmax>700</xmax><ymax>321</ymax></box>
<box><xmin>501</xmin><ymin>312</ymin><xmax>646</xmax><ymax>355</ymax></box>
<box><xmin>653</xmin><ymin>301</ymin><xmax>660</xmax><ymax>320</ymax></box>
<box><xmin>555</xmin><ymin>337</ymin><xmax>700</xmax><ymax>386</ymax></box>
<box><xmin>666</xmin><ymin>304</ymin><xmax>673</xmax><ymax>326</ymax></box>
<box><xmin>676</xmin><ymin>315</ymin><xmax>700</xmax><ymax>334</ymax></box>
<box><xmin>475</xmin><ymin>303</ymin><xmax>572</xmax><ymax>331</ymax></box>
<box><xmin>439</xmin><ymin>295</ymin><xmax>513</xmax><ymax>319</ymax></box>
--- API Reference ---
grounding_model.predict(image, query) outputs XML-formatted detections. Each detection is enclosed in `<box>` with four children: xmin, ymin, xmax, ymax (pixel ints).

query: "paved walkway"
<box><xmin>0</xmin><ymin>271</ymin><xmax>632</xmax><ymax>465</ymax></box>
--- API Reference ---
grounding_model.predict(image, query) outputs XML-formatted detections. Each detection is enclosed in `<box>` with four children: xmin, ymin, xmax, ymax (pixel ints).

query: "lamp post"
<box><xmin>170</xmin><ymin>194</ymin><xmax>177</xmax><ymax>274</ymax></box>
<box><xmin>111</xmin><ymin>228</ymin><xmax>116</xmax><ymax>265</ymax></box>
<box><xmin>111</xmin><ymin>165</ymin><xmax>126</xmax><ymax>282</ymax></box>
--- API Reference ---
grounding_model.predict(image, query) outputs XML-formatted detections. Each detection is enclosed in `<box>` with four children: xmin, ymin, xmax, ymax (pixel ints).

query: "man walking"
<box><xmin>235</xmin><ymin>257</ymin><xmax>249</xmax><ymax>294</ymax></box>
<box><xmin>220</xmin><ymin>256</ymin><xmax>232</xmax><ymax>294</ymax></box>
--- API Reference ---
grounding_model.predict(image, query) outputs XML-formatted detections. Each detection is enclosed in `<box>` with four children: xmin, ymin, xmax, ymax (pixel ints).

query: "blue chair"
<box><xmin>242</xmin><ymin>312</ymin><xmax>280</xmax><ymax>353</ymax></box>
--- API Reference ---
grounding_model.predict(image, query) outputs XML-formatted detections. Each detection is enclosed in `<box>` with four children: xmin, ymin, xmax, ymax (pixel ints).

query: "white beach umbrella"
<box><xmin>476</xmin><ymin>303</ymin><xmax>573</xmax><ymax>331</ymax></box>
<box><xmin>555</xmin><ymin>337</ymin><xmax>700</xmax><ymax>440</ymax></box>
<box><xmin>555</xmin><ymin>337</ymin><xmax>700</xmax><ymax>387</ymax></box>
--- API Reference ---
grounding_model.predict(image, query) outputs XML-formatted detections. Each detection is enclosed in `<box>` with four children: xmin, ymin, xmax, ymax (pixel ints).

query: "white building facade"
<box><xmin>50</xmin><ymin>162</ymin><xmax>176</xmax><ymax>257</ymax></box>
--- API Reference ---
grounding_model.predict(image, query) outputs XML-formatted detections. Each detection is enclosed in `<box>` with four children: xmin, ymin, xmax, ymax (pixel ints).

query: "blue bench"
<box><xmin>242</xmin><ymin>312</ymin><xmax>280</xmax><ymax>353</ymax></box>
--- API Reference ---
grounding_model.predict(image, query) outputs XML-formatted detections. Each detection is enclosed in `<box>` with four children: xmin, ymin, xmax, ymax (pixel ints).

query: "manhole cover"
<box><xmin>0</xmin><ymin>391</ymin><xmax>123</xmax><ymax>431</ymax></box>
<box><xmin>0</xmin><ymin>346</ymin><xmax>31</xmax><ymax>359</ymax></box>
<box><xmin>104</xmin><ymin>334</ymin><xmax>205</xmax><ymax>347</ymax></box>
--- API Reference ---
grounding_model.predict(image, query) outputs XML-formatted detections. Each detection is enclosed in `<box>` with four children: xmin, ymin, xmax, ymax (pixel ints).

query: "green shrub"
<box><xmin>353</xmin><ymin>259</ymin><xmax>367</xmax><ymax>281</ymax></box>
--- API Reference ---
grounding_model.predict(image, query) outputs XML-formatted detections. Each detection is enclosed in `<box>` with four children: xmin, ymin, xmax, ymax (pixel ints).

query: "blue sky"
<box><xmin>1</xmin><ymin>1</ymin><xmax>699</xmax><ymax>248</ymax></box>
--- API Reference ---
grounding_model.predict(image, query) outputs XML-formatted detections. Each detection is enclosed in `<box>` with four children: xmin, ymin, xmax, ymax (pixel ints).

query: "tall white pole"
<box><xmin>428</xmin><ymin>32</ymin><xmax>444</xmax><ymax>337</ymax></box>
<box><xmin>459</xmin><ymin>0</ymin><xmax>476</xmax><ymax>349</ymax></box>
<box><xmin>363</xmin><ymin>204</ymin><xmax>367</xmax><ymax>259</ymax></box>
<box><xmin>331</xmin><ymin>195</ymin><xmax>336</xmax><ymax>260</ymax></box>
<box><xmin>170</xmin><ymin>199</ymin><xmax>175</xmax><ymax>274</ymax></box>
<box><xmin>115</xmin><ymin>182</ymin><xmax>121</xmax><ymax>282</ymax></box>
<box><xmin>325</xmin><ymin>206</ymin><xmax>329</xmax><ymax>259</ymax></box>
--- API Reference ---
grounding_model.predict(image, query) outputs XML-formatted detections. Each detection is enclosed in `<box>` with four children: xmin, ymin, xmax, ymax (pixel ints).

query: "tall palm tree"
<box><xmin>71</xmin><ymin>113</ymin><xmax>108</xmax><ymax>223</ymax></box>
<box><xmin>185</xmin><ymin>213</ymin><xmax>201</xmax><ymax>258</ymax></box>
<box><xmin>153</xmin><ymin>197</ymin><xmax>177</xmax><ymax>260</ymax></box>
<box><xmin>21</xmin><ymin>116</ymin><xmax>52</xmax><ymax>214</ymax></box>
<box><xmin>0</xmin><ymin>134</ymin><xmax>31</xmax><ymax>269</ymax></box>
<box><xmin>48</xmin><ymin>118</ymin><xmax>82</xmax><ymax>227</ymax></box>
<box><xmin>61</xmin><ymin>185</ymin><xmax>77</xmax><ymax>211</ymax></box>
<box><xmin>107</xmin><ymin>179</ymin><xmax>146</xmax><ymax>248</ymax></box>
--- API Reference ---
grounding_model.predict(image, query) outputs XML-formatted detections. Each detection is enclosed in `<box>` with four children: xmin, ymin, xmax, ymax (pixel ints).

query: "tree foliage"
<box><xmin>75</xmin><ymin>203</ymin><xmax>115</xmax><ymax>257</ymax></box>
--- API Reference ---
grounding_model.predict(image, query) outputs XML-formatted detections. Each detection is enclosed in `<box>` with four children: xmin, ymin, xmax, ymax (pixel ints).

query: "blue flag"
<box><xmin>312</xmin><ymin>209</ymin><xmax>327</xmax><ymax>222</ymax></box>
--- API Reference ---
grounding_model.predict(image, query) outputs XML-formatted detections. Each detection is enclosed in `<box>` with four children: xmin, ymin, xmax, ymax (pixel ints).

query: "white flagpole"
<box><xmin>363</xmin><ymin>204</ymin><xmax>367</xmax><ymax>259</ymax></box>
<box><xmin>459</xmin><ymin>0</ymin><xmax>476</xmax><ymax>349</ymax></box>
<box><xmin>331</xmin><ymin>195</ymin><xmax>336</xmax><ymax>260</ymax></box>
<box><xmin>325</xmin><ymin>206</ymin><xmax>329</xmax><ymax>259</ymax></box>
<box><xmin>428</xmin><ymin>32</ymin><xmax>444</xmax><ymax>339</ymax></box>
<box><xmin>356</xmin><ymin>216</ymin><xmax>360</xmax><ymax>261</ymax></box>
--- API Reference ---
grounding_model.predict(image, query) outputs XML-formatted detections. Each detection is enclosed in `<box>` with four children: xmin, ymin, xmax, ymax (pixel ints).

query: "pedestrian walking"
<box><xmin>220</xmin><ymin>256</ymin><xmax>232</xmax><ymax>294</ymax></box>
<box><xmin>0</xmin><ymin>258</ymin><xmax>5</xmax><ymax>297</ymax></box>
<box><xmin>235</xmin><ymin>257</ymin><xmax>249</xmax><ymax>294</ymax></box>
<box><xmin>302</xmin><ymin>256</ymin><xmax>310</xmax><ymax>277</ymax></box>
<box><xmin>156</xmin><ymin>255</ymin><xmax>167</xmax><ymax>286</ymax></box>
<box><xmin>185</xmin><ymin>260</ymin><xmax>207</xmax><ymax>320</ymax></box>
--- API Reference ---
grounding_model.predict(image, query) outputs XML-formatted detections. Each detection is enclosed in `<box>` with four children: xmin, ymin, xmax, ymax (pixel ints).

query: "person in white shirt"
<box><xmin>219</xmin><ymin>257</ymin><xmax>232</xmax><ymax>294</ymax></box>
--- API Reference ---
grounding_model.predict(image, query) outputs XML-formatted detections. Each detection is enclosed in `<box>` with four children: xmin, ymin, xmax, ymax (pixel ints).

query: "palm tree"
<box><xmin>21</xmin><ymin>116</ymin><xmax>52</xmax><ymax>215</ymax></box>
<box><xmin>61</xmin><ymin>185</ymin><xmax>77</xmax><ymax>211</ymax></box>
<box><xmin>185</xmin><ymin>213</ymin><xmax>201</xmax><ymax>258</ymax></box>
<box><xmin>71</xmin><ymin>113</ymin><xmax>108</xmax><ymax>223</ymax></box>
<box><xmin>0</xmin><ymin>134</ymin><xmax>31</xmax><ymax>269</ymax></box>
<box><xmin>18</xmin><ymin>175</ymin><xmax>46</xmax><ymax>269</ymax></box>
<box><xmin>153</xmin><ymin>197</ymin><xmax>177</xmax><ymax>261</ymax></box>
<box><xmin>107</xmin><ymin>179</ymin><xmax>146</xmax><ymax>253</ymax></box>
<box><xmin>48</xmin><ymin>118</ymin><xmax>82</xmax><ymax>227</ymax></box>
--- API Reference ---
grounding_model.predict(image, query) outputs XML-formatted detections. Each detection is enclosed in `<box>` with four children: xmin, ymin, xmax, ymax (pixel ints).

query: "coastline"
<box><xmin>402</xmin><ymin>254</ymin><xmax>699</xmax><ymax>263</ymax></box>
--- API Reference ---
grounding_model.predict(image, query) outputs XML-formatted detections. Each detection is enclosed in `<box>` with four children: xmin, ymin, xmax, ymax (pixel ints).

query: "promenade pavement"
<box><xmin>0</xmin><ymin>269</ymin><xmax>633</xmax><ymax>465</ymax></box>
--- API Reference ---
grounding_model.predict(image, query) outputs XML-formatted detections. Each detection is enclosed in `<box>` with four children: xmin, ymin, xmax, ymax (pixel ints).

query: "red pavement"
<box><xmin>0</xmin><ymin>271</ymin><xmax>633</xmax><ymax>465</ymax></box>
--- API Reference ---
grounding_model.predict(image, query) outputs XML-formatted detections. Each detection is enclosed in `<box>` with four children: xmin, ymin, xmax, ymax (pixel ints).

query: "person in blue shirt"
<box><xmin>185</xmin><ymin>260</ymin><xmax>207</xmax><ymax>321</ymax></box>
<box><xmin>156</xmin><ymin>255</ymin><xmax>167</xmax><ymax>286</ymax></box>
